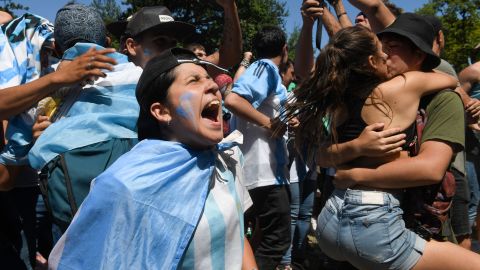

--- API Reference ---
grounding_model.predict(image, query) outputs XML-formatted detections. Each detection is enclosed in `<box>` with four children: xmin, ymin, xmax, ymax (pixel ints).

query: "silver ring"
<box><xmin>86</xmin><ymin>62</ymin><xmax>93</xmax><ymax>70</ymax></box>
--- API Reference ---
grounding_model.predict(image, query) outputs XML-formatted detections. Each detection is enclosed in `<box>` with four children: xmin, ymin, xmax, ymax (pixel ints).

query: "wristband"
<box><xmin>240</xmin><ymin>58</ymin><xmax>250</xmax><ymax>68</ymax></box>
<box><xmin>337</xmin><ymin>12</ymin><xmax>347</xmax><ymax>18</ymax></box>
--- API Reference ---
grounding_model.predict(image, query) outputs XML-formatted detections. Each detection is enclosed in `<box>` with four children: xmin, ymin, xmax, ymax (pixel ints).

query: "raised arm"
<box><xmin>0</xmin><ymin>10</ymin><xmax>12</xmax><ymax>24</ymax></box>
<box><xmin>321</xmin><ymin>5</ymin><xmax>343</xmax><ymax>37</ymax></box>
<box><xmin>0</xmin><ymin>47</ymin><xmax>116</xmax><ymax>120</ymax></box>
<box><xmin>294</xmin><ymin>0</ymin><xmax>324</xmax><ymax>82</ymax></box>
<box><xmin>329</xmin><ymin>0</ymin><xmax>353</xmax><ymax>28</ymax></box>
<box><xmin>458</xmin><ymin>62</ymin><xmax>480</xmax><ymax>124</ymax></box>
<box><xmin>459</xmin><ymin>62</ymin><xmax>480</xmax><ymax>94</ymax></box>
<box><xmin>347</xmin><ymin>0</ymin><xmax>395</xmax><ymax>32</ymax></box>
<box><xmin>233</xmin><ymin>52</ymin><xmax>253</xmax><ymax>82</ymax></box>
<box><xmin>205</xmin><ymin>0</ymin><xmax>242</xmax><ymax>68</ymax></box>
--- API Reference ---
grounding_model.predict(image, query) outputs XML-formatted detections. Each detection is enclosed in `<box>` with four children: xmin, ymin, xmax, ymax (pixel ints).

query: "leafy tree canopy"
<box><xmin>287</xmin><ymin>25</ymin><xmax>300</xmax><ymax>61</ymax></box>
<box><xmin>120</xmin><ymin>0</ymin><xmax>288</xmax><ymax>54</ymax></box>
<box><xmin>416</xmin><ymin>0</ymin><xmax>480</xmax><ymax>71</ymax></box>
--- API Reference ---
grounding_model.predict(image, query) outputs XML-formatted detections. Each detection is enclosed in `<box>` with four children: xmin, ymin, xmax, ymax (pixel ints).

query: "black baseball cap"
<box><xmin>125</xmin><ymin>6</ymin><xmax>195</xmax><ymax>40</ymax></box>
<box><xmin>136</xmin><ymin>48</ymin><xmax>228</xmax><ymax>110</ymax></box>
<box><xmin>377</xmin><ymin>13</ymin><xmax>440</xmax><ymax>70</ymax></box>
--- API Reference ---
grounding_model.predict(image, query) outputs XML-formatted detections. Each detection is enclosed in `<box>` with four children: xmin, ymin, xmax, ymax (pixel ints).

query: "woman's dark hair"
<box><xmin>137</xmin><ymin>67</ymin><xmax>177</xmax><ymax>141</ymax></box>
<box><xmin>285</xmin><ymin>26</ymin><xmax>384</xmax><ymax>161</ymax></box>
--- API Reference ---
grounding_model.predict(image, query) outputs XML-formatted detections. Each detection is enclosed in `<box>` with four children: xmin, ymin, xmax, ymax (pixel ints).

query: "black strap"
<box><xmin>315</xmin><ymin>1</ymin><xmax>325</xmax><ymax>49</ymax></box>
<box><xmin>59</xmin><ymin>154</ymin><xmax>78</xmax><ymax>216</ymax></box>
<box><xmin>38</xmin><ymin>167</ymin><xmax>53</xmax><ymax>217</ymax></box>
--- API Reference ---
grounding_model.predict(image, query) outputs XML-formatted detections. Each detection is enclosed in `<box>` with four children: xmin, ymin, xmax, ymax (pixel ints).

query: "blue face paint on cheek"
<box><xmin>176</xmin><ymin>92</ymin><xmax>197</xmax><ymax>129</ymax></box>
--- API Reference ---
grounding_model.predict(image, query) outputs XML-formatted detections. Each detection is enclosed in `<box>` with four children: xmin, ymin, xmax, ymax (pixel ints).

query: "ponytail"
<box><xmin>283</xmin><ymin>26</ymin><xmax>382</xmax><ymax>162</ymax></box>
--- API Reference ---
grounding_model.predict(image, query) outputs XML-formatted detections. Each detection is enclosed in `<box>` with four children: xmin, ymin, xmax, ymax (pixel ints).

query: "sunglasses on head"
<box><xmin>177</xmin><ymin>58</ymin><xmax>230</xmax><ymax>74</ymax></box>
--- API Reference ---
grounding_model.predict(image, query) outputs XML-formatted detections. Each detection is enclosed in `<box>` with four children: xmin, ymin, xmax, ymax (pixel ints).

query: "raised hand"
<box><xmin>243</xmin><ymin>51</ymin><xmax>253</xmax><ymax>62</ymax></box>
<box><xmin>301</xmin><ymin>0</ymin><xmax>325</xmax><ymax>25</ymax></box>
<box><xmin>466</xmin><ymin>98</ymin><xmax>480</xmax><ymax>122</ymax></box>
<box><xmin>50</xmin><ymin>47</ymin><xmax>117</xmax><ymax>86</ymax></box>
<box><xmin>270</xmin><ymin>117</ymin><xmax>287</xmax><ymax>139</ymax></box>
<box><xmin>32</xmin><ymin>115</ymin><xmax>52</xmax><ymax>142</ymax></box>
<box><xmin>354</xmin><ymin>122</ymin><xmax>407</xmax><ymax>157</ymax></box>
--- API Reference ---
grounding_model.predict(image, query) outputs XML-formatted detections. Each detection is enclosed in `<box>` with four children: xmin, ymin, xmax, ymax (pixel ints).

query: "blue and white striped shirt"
<box><xmin>179</xmin><ymin>143</ymin><xmax>252</xmax><ymax>269</ymax></box>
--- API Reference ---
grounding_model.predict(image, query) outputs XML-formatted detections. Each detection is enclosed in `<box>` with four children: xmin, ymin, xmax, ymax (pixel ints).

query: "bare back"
<box><xmin>349</xmin><ymin>71</ymin><xmax>457</xmax><ymax>167</ymax></box>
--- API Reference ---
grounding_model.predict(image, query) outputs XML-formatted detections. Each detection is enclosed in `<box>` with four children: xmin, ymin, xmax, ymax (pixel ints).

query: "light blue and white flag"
<box><xmin>48</xmin><ymin>137</ymin><xmax>242</xmax><ymax>270</ymax></box>
<box><xmin>28</xmin><ymin>42</ymin><xmax>143</xmax><ymax>170</ymax></box>
<box><xmin>0</xmin><ymin>13</ymin><xmax>54</xmax><ymax>165</ymax></box>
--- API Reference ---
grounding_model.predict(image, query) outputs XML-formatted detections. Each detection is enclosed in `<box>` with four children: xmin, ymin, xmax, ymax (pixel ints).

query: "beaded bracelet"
<box><xmin>240</xmin><ymin>58</ymin><xmax>250</xmax><ymax>68</ymax></box>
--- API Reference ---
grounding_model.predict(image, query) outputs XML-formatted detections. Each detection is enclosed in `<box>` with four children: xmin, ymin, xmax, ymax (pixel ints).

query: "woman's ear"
<box><xmin>368</xmin><ymin>55</ymin><xmax>377</xmax><ymax>70</ymax></box>
<box><xmin>150</xmin><ymin>102</ymin><xmax>171</xmax><ymax>125</ymax></box>
<box><xmin>125</xmin><ymin>37</ymin><xmax>138</xmax><ymax>56</ymax></box>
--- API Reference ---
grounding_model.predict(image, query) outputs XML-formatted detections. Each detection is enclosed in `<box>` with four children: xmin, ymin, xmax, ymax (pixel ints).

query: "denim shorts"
<box><xmin>316</xmin><ymin>189</ymin><xmax>426</xmax><ymax>270</ymax></box>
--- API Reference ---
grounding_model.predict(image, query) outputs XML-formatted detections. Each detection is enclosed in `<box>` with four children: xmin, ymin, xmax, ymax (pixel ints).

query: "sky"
<box><xmin>12</xmin><ymin>0</ymin><xmax>430</xmax><ymax>47</ymax></box>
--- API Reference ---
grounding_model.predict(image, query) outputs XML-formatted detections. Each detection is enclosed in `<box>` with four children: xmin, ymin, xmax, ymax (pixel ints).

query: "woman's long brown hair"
<box><xmin>284</xmin><ymin>26</ymin><xmax>385</xmax><ymax>162</ymax></box>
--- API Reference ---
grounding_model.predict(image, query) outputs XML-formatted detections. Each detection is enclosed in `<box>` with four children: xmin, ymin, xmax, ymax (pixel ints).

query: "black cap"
<box><xmin>125</xmin><ymin>6</ymin><xmax>195</xmax><ymax>40</ymax></box>
<box><xmin>378</xmin><ymin>13</ymin><xmax>440</xmax><ymax>70</ymax></box>
<box><xmin>136</xmin><ymin>47</ymin><xmax>228</xmax><ymax>110</ymax></box>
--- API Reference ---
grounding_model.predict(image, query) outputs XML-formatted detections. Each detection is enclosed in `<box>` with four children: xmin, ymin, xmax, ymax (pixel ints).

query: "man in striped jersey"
<box><xmin>225</xmin><ymin>26</ymin><xmax>291</xmax><ymax>270</ymax></box>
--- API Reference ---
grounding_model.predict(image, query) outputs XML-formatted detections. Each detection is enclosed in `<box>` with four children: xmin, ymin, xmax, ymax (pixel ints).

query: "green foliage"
<box><xmin>120</xmin><ymin>0</ymin><xmax>288</xmax><ymax>54</ymax></box>
<box><xmin>90</xmin><ymin>0</ymin><xmax>123</xmax><ymax>50</ymax></box>
<box><xmin>287</xmin><ymin>25</ymin><xmax>300</xmax><ymax>61</ymax></box>
<box><xmin>91</xmin><ymin>0</ymin><xmax>122</xmax><ymax>24</ymax></box>
<box><xmin>416</xmin><ymin>0</ymin><xmax>480</xmax><ymax>71</ymax></box>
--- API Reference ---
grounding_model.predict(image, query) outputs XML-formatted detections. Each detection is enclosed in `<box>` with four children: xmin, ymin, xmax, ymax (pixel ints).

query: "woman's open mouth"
<box><xmin>201</xmin><ymin>99</ymin><xmax>221</xmax><ymax>128</ymax></box>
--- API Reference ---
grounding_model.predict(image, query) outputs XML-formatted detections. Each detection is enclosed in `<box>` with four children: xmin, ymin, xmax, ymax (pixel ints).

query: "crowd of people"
<box><xmin>0</xmin><ymin>0</ymin><xmax>480</xmax><ymax>269</ymax></box>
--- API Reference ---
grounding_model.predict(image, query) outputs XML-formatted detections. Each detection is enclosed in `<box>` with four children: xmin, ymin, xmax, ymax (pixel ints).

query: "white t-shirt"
<box><xmin>231</xmin><ymin>59</ymin><xmax>289</xmax><ymax>190</ymax></box>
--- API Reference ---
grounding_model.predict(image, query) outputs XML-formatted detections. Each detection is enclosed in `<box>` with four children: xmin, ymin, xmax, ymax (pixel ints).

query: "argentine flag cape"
<box><xmin>48</xmin><ymin>133</ymin><xmax>243</xmax><ymax>270</ymax></box>
<box><xmin>0</xmin><ymin>14</ymin><xmax>54</xmax><ymax>165</ymax></box>
<box><xmin>28</xmin><ymin>43</ymin><xmax>142</xmax><ymax>170</ymax></box>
